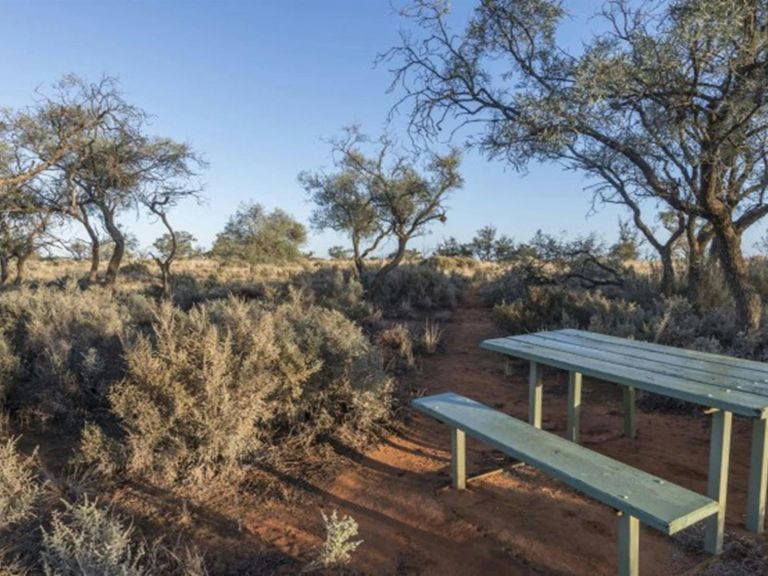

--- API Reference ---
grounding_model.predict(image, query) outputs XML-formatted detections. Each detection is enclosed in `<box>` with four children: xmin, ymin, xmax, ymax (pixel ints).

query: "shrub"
<box><xmin>375</xmin><ymin>324</ymin><xmax>415</xmax><ymax>372</ymax></box>
<box><xmin>41</xmin><ymin>498</ymin><xmax>145</xmax><ymax>576</ymax></box>
<box><xmin>108</xmin><ymin>298</ymin><xmax>393</xmax><ymax>485</ymax></box>
<box><xmin>367</xmin><ymin>264</ymin><xmax>460</xmax><ymax>316</ymax></box>
<box><xmin>295</xmin><ymin>267</ymin><xmax>373</xmax><ymax>320</ymax></box>
<box><xmin>304</xmin><ymin>509</ymin><xmax>362</xmax><ymax>572</ymax></box>
<box><xmin>0</xmin><ymin>286</ymin><xmax>134</xmax><ymax>425</ymax></box>
<box><xmin>0</xmin><ymin>438</ymin><xmax>40</xmax><ymax>530</ymax></box>
<box><xmin>420</xmin><ymin>320</ymin><xmax>443</xmax><ymax>354</ymax></box>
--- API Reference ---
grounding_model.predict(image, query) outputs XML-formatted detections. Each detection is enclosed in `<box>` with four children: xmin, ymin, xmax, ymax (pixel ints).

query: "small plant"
<box><xmin>376</xmin><ymin>324</ymin><xmax>415</xmax><ymax>372</ymax></box>
<box><xmin>421</xmin><ymin>320</ymin><xmax>443</xmax><ymax>354</ymax></box>
<box><xmin>0</xmin><ymin>437</ymin><xmax>41</xmax><ymax>530</ymax></box>
<box><xmin>304</xmin><ymin>509</ymin><xmax>363</xmax><ymax>572</ymax></box>
<box><xmin>40</xmin><ymin>497</ymin><xmax>146</xmax><ymax>576</ymax></box>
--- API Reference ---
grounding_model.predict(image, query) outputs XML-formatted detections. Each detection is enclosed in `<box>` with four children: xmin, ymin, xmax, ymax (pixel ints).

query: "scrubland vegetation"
<box><xmin>2</xmin><ymin>0</ymin><xmax>768</xmax><ymax>573</ymax></box>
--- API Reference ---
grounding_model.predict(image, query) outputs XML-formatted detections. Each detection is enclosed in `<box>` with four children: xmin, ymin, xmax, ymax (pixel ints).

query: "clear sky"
<box><xmin>1</xmin><ymin>1</ymin><xmax>763</xmax><ymax>257</ymax></box>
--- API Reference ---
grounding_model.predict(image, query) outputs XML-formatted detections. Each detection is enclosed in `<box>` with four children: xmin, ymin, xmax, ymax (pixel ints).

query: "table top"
<box><xmin>480</xmin><ymin>328</ymin><xmax>768</xmax><ymax>418</ymax></box>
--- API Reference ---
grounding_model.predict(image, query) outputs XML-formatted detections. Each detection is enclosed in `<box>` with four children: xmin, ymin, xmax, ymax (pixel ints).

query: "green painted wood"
<box><xmin>618</xmin><ymin>514</ymin><xmax>639</xmax><ymax>576</ymax></box>
<box><xmin>704</xmin><ymin>410</ymin><xmax>732</xmax><ymax>555</ymax></box>
<box><xmin>529</xmin><ymin>362</ymin><xmax>543</xmax><ymax>428</ymax></box>
<box><xmin>480</xmin><ymin>338</ymin><xmax>768</xmax><ymax>418</ymax></box>
<box><xmin>623</xmin><ymin>387</ymin><xmax>637</xmax><ymax>439</ymax></box>
<box><xmin>747</xmin><ymin>418</ymin><xmax>768</xmax><ymax>533</ymax></box>
<box><xmin>412</xmin><ymin>393</ymin><xmax>718</xmax><ymax>534</ymax></box>
<box><xmin>560</xmin><ymin>329</ymin><xmax>768</xmax><ymax>379</ymax></box>
<box><xmin>530</xmin><ymin>331</ymin><xmax>768</xmax><ymax>397</ymax></box>
<box><xmin>451</xmin><ymin>427</ymin><xmax>466</xmax><ymax>490</ymax></box>
<box><xmin>567</xmin><ymin>371</ymin><xmax>582</xmax><ymax>443</ymax></box>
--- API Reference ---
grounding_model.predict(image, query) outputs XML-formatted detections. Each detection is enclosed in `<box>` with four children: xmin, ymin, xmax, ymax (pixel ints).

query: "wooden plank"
<box><xmin>704</xmin><ymin>410</ymin><xmax>732</xmax><ymax>555</ymax></box>
<box><xmin>451</xmin><ymin>427</ymin><xmax>466</xmax><ymax>490</ymax></box>
<box><xmin>618</xmin><ymin>514</ymin><xmax>639</xmax><ymax>576</ymax></box>
<box><xmin>480</xmin><ymin>338</ymin><xmax>768</xmax><ymax>418</ymax></box>
<box><xmin>413</xmin><ymin>393</ymin><xmax>719</xmax><ymax>534</ymax></box>
<box><xmin>623</xmin><ymin>387</ymin><xmax>637</xmax><ymax>439</ymax></box>
<box><xmin>746</xmin><ymin>418</ymin><xmax>768</xmax><ymax>533</ymax></box>
<box><xmin>531</xmin><ymin>331</ymin><xmax>768</xmax><ymax>397</ymax></box>
<box><xmin>529</xmin><ymin>362</ymin><xmax>543</xmax><ymax>428</ymax></box>
<box><xmin>567</xmin><ymin>371</ymin><xmax>582</xmax><ymax>442</ymax></box>
<box><xmin>559</xmin><ymin>329</ymin><xmax>768</xmax><ymax>379</ymax></box>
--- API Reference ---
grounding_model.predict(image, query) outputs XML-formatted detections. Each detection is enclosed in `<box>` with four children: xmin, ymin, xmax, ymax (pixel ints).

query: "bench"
<box><xmin>412</xmin><ymin>392</ymin><xmax>719</xmax><ymax>576</ymax></box>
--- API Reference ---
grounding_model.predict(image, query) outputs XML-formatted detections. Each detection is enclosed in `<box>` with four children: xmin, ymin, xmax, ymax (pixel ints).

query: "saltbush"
<box><xmin>105</xmin><ymin>297</ymin><xmax>393</xmax><ymax>485</ymax></box>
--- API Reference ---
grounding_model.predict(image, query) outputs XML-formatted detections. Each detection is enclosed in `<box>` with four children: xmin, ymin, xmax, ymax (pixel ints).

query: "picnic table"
<box><xmin>481</xmin><ymin>328</ymin><xmax>768</xmax><ymax>555</ymax></box>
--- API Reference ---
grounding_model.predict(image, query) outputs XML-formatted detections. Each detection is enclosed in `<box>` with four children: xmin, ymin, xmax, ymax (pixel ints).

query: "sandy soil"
<box><xmin>113</xmin><ymin>300</ymin><xmax>767</xmax><ymax>575</ymax></box>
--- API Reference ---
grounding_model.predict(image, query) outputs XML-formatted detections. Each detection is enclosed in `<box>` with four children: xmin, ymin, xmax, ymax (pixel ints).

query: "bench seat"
<box><xmin>412</xmin><ymin>392</ymin><xmax>719</xmax><ymax>574</ymax></box>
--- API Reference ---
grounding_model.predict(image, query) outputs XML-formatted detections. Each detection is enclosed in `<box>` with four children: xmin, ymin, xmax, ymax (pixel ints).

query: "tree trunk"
<box><xmin>685</xmin><ymin>221</ymin><xmax>710</xmax><ymax>310</ymax></box>
<box><xmin>713</xmin><ymin>224</ymin><xmax>762</xmax><ymax>332</ymax></box>
<box><xmin>79</xmin><ymin>206</ymin><xmax>100</xmax><ymax>284</ymax></box>
<box><xmin>99</xmin><ymin>203</ymin><xmax>125</xmax><ymax>288</ymax></box>
<box><xmin>14</xmin><ymin>255</ymin><xmax>28</xmax><ymax>285</ymax></box>
<box><xmin>372</xmin><ymin>237</ymin><xmax>407</xmax><ymax>291</ymax></box>
<box><xmin>659</xmin><ymin>246</ymin><xmax>676</xmax><ymax>297</ymax></box>
<box><xmin>0</xmin><ymin>255</ymin><xmax>9</xmax><ymax>285</ymax></box>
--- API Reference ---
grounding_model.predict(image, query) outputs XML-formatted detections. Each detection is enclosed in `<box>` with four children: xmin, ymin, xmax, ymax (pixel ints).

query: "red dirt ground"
<box><xmin>114</xmin><ymin>300</ymin><xmax>768</xmax><ymax>575</ymax></box>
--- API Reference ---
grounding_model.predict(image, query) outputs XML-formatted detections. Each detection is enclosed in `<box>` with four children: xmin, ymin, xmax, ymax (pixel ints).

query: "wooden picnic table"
<box><xmin>481</xmin><ymin>328</ymin><xmax>768</xmax><ymax>555</ymax></box>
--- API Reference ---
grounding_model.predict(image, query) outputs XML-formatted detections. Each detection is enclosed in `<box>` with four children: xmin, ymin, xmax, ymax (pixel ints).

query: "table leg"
<box><xmin>617</xmin><ymin>514</ymin><xmax>639</xmax><ymax>576</ymax></box>
<box><xmin>529</xmin><ymin>362</ymin><xmax>543</xmax><ymax>429</ymax></box>
<box><xmin>623</xmin><ymin>386</ymin><xmax>636</xmax><ymax>439</ymax></box>
<box><xmin>450</xmin><ymin>427</ymin><xmax>466</xmax><ymax>490</ymax></box>
<box><xmin>704</xmin><ymin>410</ymin><xmax>732</xmax><ymax>555</ymax></box>
<box><xmin>746</xmin><ymin>418</ymin><xmax>768</xmax><ymax>533</ymax></box>
<box><xmin>567</xmin><ymin>371</ymin><xmax>582</xmax><ymax>443</ymax></box>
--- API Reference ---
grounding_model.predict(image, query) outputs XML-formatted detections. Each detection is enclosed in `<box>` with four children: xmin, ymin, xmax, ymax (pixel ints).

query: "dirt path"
<box><xmin>156</xmin><ymin>301</ymin><xmax>765</xmax><ymax>574</ymax></box>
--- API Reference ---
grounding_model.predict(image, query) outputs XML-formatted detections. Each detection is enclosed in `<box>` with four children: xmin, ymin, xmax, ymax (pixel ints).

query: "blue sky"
<box><xmin>1</xmin><ymin>1</ymin><xmax>761</xmax><ymax>256</ymax></box>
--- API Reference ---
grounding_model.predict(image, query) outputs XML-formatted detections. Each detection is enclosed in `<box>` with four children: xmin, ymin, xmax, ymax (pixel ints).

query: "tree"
<box><xmin>211</xmin><ymin>202</ymin><xmax>307</xmax><ymax>264</ymax></box>
<box><xmin>471</xmin><ymin>225</ymin><xmax>498</xmax><ymax>261</ymax></box>
<box><xmin>388</xmin><ymin>0</ymin><xmax>768</xmax><ymax>331</ymax></box>
<box><xmin>434</xmin><ymin>236</ymin><xmax>473</xmax><ymax>257</ymax></box>
<box><xmin>610</xmin><ymin>219</ymin><xmax>643</xmax><ymax>262</ymax></box>
<box><xmin>153</xmin><ymin>231</ymin><xmax>199</xmax><ymax>260</ymax></box>
<box><xmin>300</xmin><ymin>126</ymin><xmax>462</xmax><ymax>288</ymax></box>
<box><xmin>328</xmin><ymin>245</ymin><xmax>352</xmax><ymax>260</ymax></box>
<box><xmin>0</xmin><ymin>76</ymin><xmax>121</xmax><ymax>190</ymax></box>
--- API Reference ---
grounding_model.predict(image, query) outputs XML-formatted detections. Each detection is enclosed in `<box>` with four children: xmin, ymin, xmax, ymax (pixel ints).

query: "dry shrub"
<box><xmin>105</xmin><ymin>297</ymin><xmax>392</xmax><ymax>485</ymax></box>
<box><xmin>0</xmin><ymin>438</ymin><xmax>41</xmax><ymax>530</ymax></box>
<box><xmin>295</xmin><ymin>267</ymin><xmax>373</xmax><ymax>320</ymax></box>
<box><xmin>41</xmin><ymin>498</ymin><xmax>145</xmax><ymax>576</ymax></box>
<box><xmin>0</xmin><ymin>285</ymin><xmax>136</xmax><ymax>425</ymax></box>
<box><xmin>304</xmin><ymin>509</ymin><xmax>362</xmax><ymax>572</ymax></box>
<box><xmin>376</xmin><ymin>324</ymin><xmax>415</xmax><ymax>372</ymax></box>
<box><xmin>420</xmin><ymin>320</ymin><xmax>443</xmax><ymax>354</ymax></box>
<box><xmin>368</xmin><ymin>264</ymin><xmax>460</xmax><ymax>317</ymax></box>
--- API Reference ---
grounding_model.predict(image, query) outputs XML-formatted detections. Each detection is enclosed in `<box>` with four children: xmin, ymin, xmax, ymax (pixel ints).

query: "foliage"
<box><xmin>152</xmin><ymin>231</ymin><xmax>199</xmax><ymax>260</ymax></box>
<box><xmin>300</xmin><ymin>126</ymin><xmax>462</xmax><ymax>285</ymax></box>
<box><xmin>304</xmin><ymin>509</ymin><xmax>362</xmax><ymax>572</ymax></box>
<box><xmin>107</xmin><ymin>297</ymin><xmax>393</xmax><ymax>484</ymax></box>
<box><xmin>211</xmin><ymin>202</ymin><xmax>307</xmax><ymax>265</ymax></box>
<box><xmin>0</xmin><ymin>286</ymin><xmax>132</xmax><ymax>426</ymax></box>
<box><xmin>0</xmin><ymin>438</ymin><xmax>40</xmax><ymax>530</ymax></box>
<box><xmin>366</xmin><ymin>263</ymin><xmax>461</xmax><ymax>316</ymax></box>
<box><xmin>41</xmin><ymin>498</ymin><xmax>146</xmax><ymax>576</ymax></box>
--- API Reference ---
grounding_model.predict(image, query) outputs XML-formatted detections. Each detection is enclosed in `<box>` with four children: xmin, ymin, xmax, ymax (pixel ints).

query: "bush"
<box><xmin>304</xmin><ymin>509</ymin><xmax>362</xmax><ymax>572</ymax></box>
<box><xmin>0</xmin><ymin>438</ymin><xmax>40</xmax><ymax>530</ymax></box>
<box><xmin>375</xmin><ymin>324</ymin><xmax>415</xmax><ymax>372</ymax></box>
<box><xmin>41</xmin><ymin>498</ymin><xmax>146</xmax><ymax>576</ymax></box>
<box><xmin>295</xmin><ymin>267</ymin><xmax>373</xmax><ymax>320</ymax></box>
<box><xmin>368</xmin><ymin>264</ymin><xmax>460</xmax><ymax>316</ymax></box>
<box><xmin>0</xmin><ymin>286</ymin><xmax>135</xmax><ymax>425</ymax></box>
<box><xmin>107</xmin><ymin>298</ymin><xmax>393</xmax><ymax>485</ymax></box>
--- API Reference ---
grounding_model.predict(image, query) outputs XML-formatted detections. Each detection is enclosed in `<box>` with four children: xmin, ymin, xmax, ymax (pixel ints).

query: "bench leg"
<box><xmin>451</xmin><ymin>427</ymin><xmax>466</xmax><ymax>490</ymax></box>
<box><xmin>746</xmin><ymin>418</ymin><xmax>768</xmax><ymax>533</ymax></box>
<box><xmin>617</xmin><ymin>514</ymin><xmax>639</xmax><ymax>576</ymax></box>
<box><xmin>567</xmin><ymin>371</ymin><xmax>582</xmax><ymax>443</ymax></box>
<box><xmin>704</xmin><ymin>410</ymin><xmax>732</xmax><ymax>555</ymax></box>
<box><xmin>529</xmin><ymin>362</ymin><xmax>543</xmax><ymax>429</ymax></box>
<box><xmin>622</xmin><ymin>387</ymin><xmax>636</xmax><ymax>439</ymax></box>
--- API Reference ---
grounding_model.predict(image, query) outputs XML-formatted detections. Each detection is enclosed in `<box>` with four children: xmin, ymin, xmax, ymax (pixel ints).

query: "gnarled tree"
<box><xmin>300</xmin><ymin>126</ymin><xmax>462</xmax><ymax>289</ymax></box>
<box><xmin>387</xmin><ymin>0</ymin><xmax>768</xmax><ymax>331</ymax></box>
